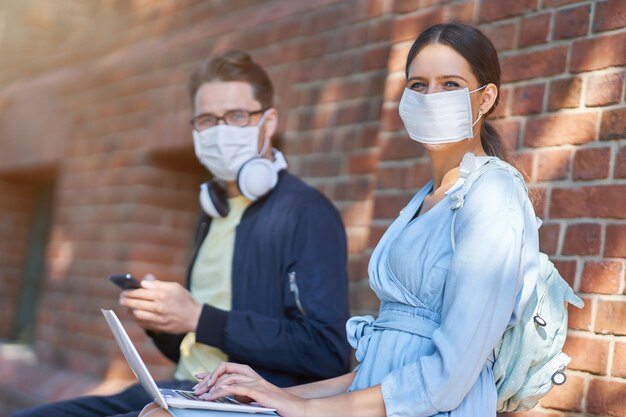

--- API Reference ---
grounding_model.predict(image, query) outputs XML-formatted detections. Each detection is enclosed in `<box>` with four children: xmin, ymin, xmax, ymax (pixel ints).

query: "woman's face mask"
<box><xmin>398</xmin><ymin>86</ymin><xmax>486</xmax><ymax>145</ymax></box>
<box><xmin>193</xmin><ymin>113</ymin><xmax>268</xmax><ymax>181</ymax></box>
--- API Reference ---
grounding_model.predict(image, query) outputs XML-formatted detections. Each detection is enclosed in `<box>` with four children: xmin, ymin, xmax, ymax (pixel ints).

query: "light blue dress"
<box><xmin>346</xmin><ymin>155</ymin><xmax>539</xmax><ymax>417</ymax></box>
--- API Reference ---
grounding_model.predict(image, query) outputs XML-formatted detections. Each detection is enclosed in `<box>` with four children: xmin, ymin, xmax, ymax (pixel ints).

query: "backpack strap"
<box><xmin>449</xmin><ymin>154</ymin><xmax>527</xmax><ymax>251</ymax></box>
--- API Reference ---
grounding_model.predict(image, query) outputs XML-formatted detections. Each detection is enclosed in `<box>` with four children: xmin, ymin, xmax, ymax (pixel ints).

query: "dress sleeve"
<box><xmin>381</xmin><ymin>170</ymin><xmax>529</xmax><ymax>416</ymax></box>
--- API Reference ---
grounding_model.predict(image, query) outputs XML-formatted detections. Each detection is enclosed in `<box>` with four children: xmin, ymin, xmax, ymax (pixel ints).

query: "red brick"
<box><xmin>367</xmin><ymin>18</ymin><xmax>393</xmax><ymax>44</ymax></box>
<box><xmin>563</xmin><ymin>334</ymin><xmax>610</xmax><ymax>374</ymax></box>
<box><xmin>514</xmin><ymin>151</ymin><xmax>533</xmax><ymax>180</ymax></box>
<box><xmin>530</xmin><ymin>186</ymin><xmax>547</xmax><ymax>219</ymax></box>
<box><xmin>489</xmin><ymin>88</ymin><xmax>509</xmax><ymax>119</ymax></box>
<box><xmin>571</xmin><ymin>32</ymin><xmax>626</xmax><ymax>72</ymax></box>
<box><xmin>361</xmin><ymin>45</ymin><xmax>390</xmax><ymax>72</ymax></box>
<box><xmin>392</xmin><ymin>0</ymin><xmax>420</xmax><ymax>13</ymax></box>
<box><xmin>347</xmin><ymin>226</ymin><xmax>372</xmax><ymax>254</ymax></box>
<box><xmin>614</xmin><ymin>342</ymin><xmax>626</xmax><ymax>378</ymax></box>
<box><xmin>336</xmin><ymin>101</ymin><xmax>371</xmax><ymax>126</ymax></box>
<box><xmin>600</xmin><ymin>107</ymin><xmax>626</xmax><ymax>141</ymax></box>
<box><xmin>349</xmin><ymin>281</ymin><xmax>381</xmax><ymax>312</ymax></box>
<box><xmin>511</xmin><ymin>83</ymin><xmax>545</xmax><ymax>115</ymax></box>
<box><xmin>490</xmin><ymin>119</ymin><xmax>521</xmax><ymax>151</ymax></box>
<box><xmin>391</xmin><ymin>9</ymin><xmax>443</xmax><ymax>42</ymax></box>
<box><xmin>573</xmin><ymin>146</ymin><xmax>611</xmax><ymax>180</ymax></box>
<box><xmin>551</xmin><ymin>185</ymin><xmax>626</xmax><ymax>219</ymax></box>
<box><xmin>524</xmin><ymin>112</ymin><xmax>597</xmax><ymax>147</ymax></box>
<box><xmin>348</xmin><ymin>151</ymin><xmax>379</xmax><ymax>175</ymax></box>
<box><xmin>538</xmin><ymin>223</ymin><xmax>559</xmax><ymax>255</ymax></box>
<box><xmin>544</xmin><ymin>0</ymin><xmax>581</xmax><ymax>5</ymax></box>
<box><xmin>553</xmin><ymin>5</ymin><xmax>590</xmax><ymax>40</ymax></box>
<box><xmin>617</xmin><ymin>145</ymin><xmax>626</xmax><ymax>178</ymax></box>
<box><xmin>586</xmin><ymin>71</ymin><xmax>625</xmax><ymax>107</ymax></box>
<box><xmin>538</xmin><ymin>372</ymin><xmax>583</xmax><ymax>411</ymax></box>
<box><xmin>568</xmin><ymin>297</ymin><xmax>593</xmax><ymax>330</ymax></box>
<box><xmin>519</xmin><ymin>13</ymin><xmax>551</xmax><ymax>47</ymax></box>
<box><xmin>605</xmin><ymin>224</ymin><xmax>626</xmax><ymax>257</ymax></box>
<box><xmin>316</xmin><ymin>78</ymin><xmax>369</xmax><ymax>104</ymax></box>
<box><xmin>377</xmin><ymin>165</ymin><xmax>413</xmax><ymax>189</ymax></box>
<box><xmin>535</xmin><ymin>148</ymin><xmax>571</xmax><ymax>181</ymax></box>
<box><xmin>479</xmin><ymin>0</ymin><xmax>538</xmax><ymax>23</ymax></box>
<box><xmin>596</xmin><ymin>300</ymin><xmax>626</xmax><ymax>335</ymax></box>
<box><xmin>373</xmin><ymin>191</ymin><xmax>415</xmax><ymax>220</ymax></box>
<box><xmin>480</xmin><ymin>22</ymin><xmax>517</xmax><ymax>52</ymax></box>
<box><xmin>380</xmin><ymin>106</ymin><xmax>405</xmax><ymax>133</ymax></box>
<box><xmin>593</xmin><ymin>0</ymin><xmax>626</xmax><ymax>33</ymax></box>
<box><xmin>442</xmin><ymin>1</ymin><xmax>476</xmax><ymax>24</ymax></box>
<box><xmin>548</xmin><ymin>77</ymin><xmax>582</xmax><ymax>111</ymax></box>
<box><xmin>384</xmin><ymin>74</ymin><xmax>408</xmax><ymax>102</ymax></box>
<box><xmin>341</xmin><ymin>177</ymin><xmax>374</xmax><ymax>202</ymax></box>
<box><xmin>368</xmin><ymin>223</ymin><xmax>388</xmax><ymax>248</ymax></box>
<box><xmin>587</xmin><ymin>379</ymin><xmax>626</xmax><ymax>417</ymax></box>
<box><xmin>378</xmin><ymin>134</ymin><xmax>425</xmax><ymax>161</ymax></box>
<box><xmin>553</xmin><ymin>259</ymin><xmax>577</xmax><ymax>287</ymax></box>
<box><xmin>562</xmin><ymin>223</ymin><xmax>601</xmax><ymax>256</ymax></box>
<box><xmin>298</xmin><ymin>155</ymin><xmax>343</xmax><ymax>177</ymax></box>
<box><xmin>581</xmin><ymin>260</ymin><xmax>624</xmax><ymax>294</ymax></box>
<box><xmin>347</xmin><ymin>256</ymin><xmax>368</xmax><ymax>282</ymax></box>
<box><xmin>501</xmin><ymin>46</ymin><xmax>568</xmax><ymax>83</ymax></box>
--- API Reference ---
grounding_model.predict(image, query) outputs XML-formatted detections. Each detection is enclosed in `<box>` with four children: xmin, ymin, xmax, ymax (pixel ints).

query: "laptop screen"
<box><xmin>101</xmin><ymin>309</ymin><xmax>169</xmax><ymax>409</ymax></box>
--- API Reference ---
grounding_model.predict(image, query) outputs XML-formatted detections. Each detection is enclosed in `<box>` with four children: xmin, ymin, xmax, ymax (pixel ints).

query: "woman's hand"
<box><xmin>193</xmin><ymin>362</ymin><xmax>261</xmax><ymax>401</ymax></box>
<box><xmin>193</xmin><ymin>362</ymin><xmax>308</xmax><ymax>417</ymax></box>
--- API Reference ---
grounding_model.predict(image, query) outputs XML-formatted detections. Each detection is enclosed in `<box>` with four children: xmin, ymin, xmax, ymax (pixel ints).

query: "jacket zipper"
<box><xmin>288</xmin><ymin>271</ymin><xmax>307</xmax><ymax>316</ymax></box>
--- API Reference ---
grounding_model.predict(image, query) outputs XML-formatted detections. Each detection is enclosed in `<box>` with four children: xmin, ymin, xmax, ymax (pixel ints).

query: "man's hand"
<box><xmin>119</xmin><ymin>275</ymin><xmax>202</xmax><ymax>334</ymax></box>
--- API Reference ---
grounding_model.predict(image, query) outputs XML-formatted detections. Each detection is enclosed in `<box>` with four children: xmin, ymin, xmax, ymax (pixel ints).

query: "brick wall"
<box><xmin>0</xmin><ymin>0</ymin><xmax>623</xmax><ymax>416</ymax></box>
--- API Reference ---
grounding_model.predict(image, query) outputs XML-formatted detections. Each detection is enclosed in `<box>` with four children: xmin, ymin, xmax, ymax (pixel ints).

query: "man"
<box><xmin>13</xmin><ymin>50</ymin><xmax>350</xmax><ymax>417</ymax></box>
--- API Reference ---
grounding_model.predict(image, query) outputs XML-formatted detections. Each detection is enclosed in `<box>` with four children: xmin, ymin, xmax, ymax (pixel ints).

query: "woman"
<box><xmin>141</xmin><ymin>22</ymin><xmax>539</xmax><ymax>417</ymax></box>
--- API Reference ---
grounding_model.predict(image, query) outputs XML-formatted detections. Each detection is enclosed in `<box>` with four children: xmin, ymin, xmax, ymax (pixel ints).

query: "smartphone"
<box><xmin>109</xmin><ymin>274</ymin><xmax>142</xmax><ymax>290</ymax></box>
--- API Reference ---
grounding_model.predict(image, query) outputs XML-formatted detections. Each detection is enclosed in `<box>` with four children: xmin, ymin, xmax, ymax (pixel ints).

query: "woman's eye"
<box><xmin>409</xmin><ymin>82</ymin><xmax>426</xmax><ymax>90</ymax></box>
<box><xmin>443</xmin><ymin>81</ymin><xmax>461</xmax><ymax>88</ymax></box>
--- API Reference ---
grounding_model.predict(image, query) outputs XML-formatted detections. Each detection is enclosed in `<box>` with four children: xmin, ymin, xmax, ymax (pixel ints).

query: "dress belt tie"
<box><xmin>346</xmin><ymin>302</ymin><xmax>440</xmax><ymax>363</ymax></box>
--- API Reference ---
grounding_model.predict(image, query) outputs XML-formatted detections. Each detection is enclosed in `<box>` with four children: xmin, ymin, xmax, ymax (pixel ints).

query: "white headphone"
<box><xmin>199</xmin><ymin>149</ymin><xmax>288</xmax><ymax>218</ymax></box>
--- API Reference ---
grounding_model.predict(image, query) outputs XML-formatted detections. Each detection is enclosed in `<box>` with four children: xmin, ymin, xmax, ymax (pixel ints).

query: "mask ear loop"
<box><xmin>259</xmin><ymin>135</ymin><xmax>270</xmax><ymax>156</ymax></box>
<box><xmin>254</xmin><ymin>111</ymin><xmax>271</xmax><ymax>156</ymax></box>
<box><xmin>470</xmin><ymin>84</ymin><xmax>489</xmax><ymax>133</ymax></box>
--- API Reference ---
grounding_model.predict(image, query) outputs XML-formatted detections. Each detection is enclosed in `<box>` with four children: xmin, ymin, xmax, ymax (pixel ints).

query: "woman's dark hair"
<box><xmin>188</xmin><ymin>49</ymin><xmax>274</xmax><ymax>111</ymax></box>
<box><xmin>405</xmin><ymin>23</ymin><xmax>507</xmax><ymax>160</ymax></box>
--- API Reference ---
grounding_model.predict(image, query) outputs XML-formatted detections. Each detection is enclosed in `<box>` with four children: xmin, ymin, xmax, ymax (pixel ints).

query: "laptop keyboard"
<box><xmin>174</xmin><ymin>390</ymin><xmax>234</xmax><ymax>404</ymax></box>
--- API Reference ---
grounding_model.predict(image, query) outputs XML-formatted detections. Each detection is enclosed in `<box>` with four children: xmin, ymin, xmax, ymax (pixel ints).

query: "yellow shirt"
<box><xmin>175</xmin><ymin>195</ymin><xmax>251</xmax><ymax>381</ymax></box>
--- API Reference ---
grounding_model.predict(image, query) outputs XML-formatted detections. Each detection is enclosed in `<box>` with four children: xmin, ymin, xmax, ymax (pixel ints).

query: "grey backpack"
<box><xmin>449</xmin><ymin>157</ymin><xmax>584</xmax><ymax>412</ymax></box>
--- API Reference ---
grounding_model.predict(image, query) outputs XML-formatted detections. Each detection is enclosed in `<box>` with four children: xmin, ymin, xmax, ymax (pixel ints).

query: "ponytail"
<box><xmin>482</xmin><ymin>120</ymin><xmax>537</xmax><ymax>201</ymax></box>
<box><xmin>480</xmin><ymin>121</ymin><xmax>507</xmax><ymax>160</ymax></box>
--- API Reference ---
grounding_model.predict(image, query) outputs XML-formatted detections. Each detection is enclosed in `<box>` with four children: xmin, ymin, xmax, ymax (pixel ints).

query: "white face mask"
<box><xmin>193</xmin><ymin>113</ymin><xmax>268</xmax><ymax>181</ymax></box>
<box><xmin>398</xmin><ymin>86</ymin><xmax>486</xmax><ymax>144</ymax></box>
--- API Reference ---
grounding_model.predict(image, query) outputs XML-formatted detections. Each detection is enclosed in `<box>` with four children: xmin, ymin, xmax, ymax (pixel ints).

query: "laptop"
<box><xmin>101</xmin><ymin>309</ymin><xmax>277</xmax><ymax>414</ymax></box>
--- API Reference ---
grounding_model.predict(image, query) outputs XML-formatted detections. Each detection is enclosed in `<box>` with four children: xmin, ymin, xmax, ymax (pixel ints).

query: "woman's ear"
<box><xmin>480</xmin><ymin>83</ymin><xmax>499</xmax><ymax>115</ymax></box>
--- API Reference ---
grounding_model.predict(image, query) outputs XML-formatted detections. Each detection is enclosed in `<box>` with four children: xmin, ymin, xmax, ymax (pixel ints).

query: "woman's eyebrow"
<box><xmin>406</xmin><ymin>75</ymin><xmax>469</xmax><ymax>82</ymax></box>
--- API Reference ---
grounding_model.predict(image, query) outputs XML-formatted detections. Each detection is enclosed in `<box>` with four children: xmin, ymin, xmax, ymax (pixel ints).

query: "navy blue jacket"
<box><xmin>149</xmin><ymin>171</ymin><xmax>351</xmax><ymax>386</ymax></box>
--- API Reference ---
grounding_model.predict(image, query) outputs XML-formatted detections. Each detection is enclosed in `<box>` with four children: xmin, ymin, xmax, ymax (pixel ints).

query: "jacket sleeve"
<box><xmin>194</xmin><ymin>194</ymin><xmax>351</xmax><ymax>380</ymax></box>
<box><xmin>380</xmin><ymin>170</ymin><xmax>536</xmax><ymax>416</ymax></box>
<box><xmin>147</xmin><ymin>331</ymin><xmax>185</xmax><ymax>363</ymax></box>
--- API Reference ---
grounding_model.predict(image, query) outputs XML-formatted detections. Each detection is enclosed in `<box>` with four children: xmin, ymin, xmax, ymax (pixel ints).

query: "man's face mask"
<box><xmin>193</xmin><ymin>112</ymin><xmax>268</xmax><ymax>181</ymax></box>
<box><xmin>398</xmin><ymin>85</ymin><xmax>486</xmax><ymax>145</ymax></box>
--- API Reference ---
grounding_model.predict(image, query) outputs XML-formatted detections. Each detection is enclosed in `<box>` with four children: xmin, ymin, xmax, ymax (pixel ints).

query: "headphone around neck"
<box><xmin>199</xmin><ymin>149</ymin><xmax>288</xmax><ymax>218</ymax></box>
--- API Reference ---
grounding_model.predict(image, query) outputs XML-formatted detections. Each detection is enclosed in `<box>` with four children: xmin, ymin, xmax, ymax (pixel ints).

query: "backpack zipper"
<box><xmin>288</xmin><ymin>271</ymin><xmax>307</xmax><ymax>316</ymax></box>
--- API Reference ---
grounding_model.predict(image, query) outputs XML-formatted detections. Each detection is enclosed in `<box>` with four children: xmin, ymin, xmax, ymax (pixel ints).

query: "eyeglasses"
<box><xmin>190</xmin><ymin>109</ymin><xmax>266</xmax><ymax>131</ymax></box>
